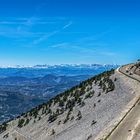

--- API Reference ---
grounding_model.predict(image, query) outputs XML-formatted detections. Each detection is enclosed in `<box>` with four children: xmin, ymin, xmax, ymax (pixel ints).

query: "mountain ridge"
<box><xmin>1</xmin><ymin>62</ymin><xmax>139</xmax><ymax>140</ymax></box>
<box><xmin>0</xmin><ymin>64</ymin><xmax>119</xmax><ymax>69</ymax></box>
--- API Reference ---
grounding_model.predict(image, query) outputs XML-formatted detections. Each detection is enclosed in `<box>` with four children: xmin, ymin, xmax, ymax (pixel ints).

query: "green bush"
<box><xmin>91</xmin><ymin>120</ymin><xmax>97</xmax><ymax>126</ymax></box>
<box><xmin>18</xmin><ymin>119</ymin><xmax>25</xmax><ymax>128</ymax></box>
<box><xmin>85</xmin><ymin>91</ymin><xmax>94</xmax><ymax>99</ymax></box>
<box><xmin>0</xmin><ymin>122</ymin><xmax>8</xmax><ymax>133</ymax></box>
<box><xmin>24</xmin><ymin>118</ymin><xmax>30</xmax><ymax>126</ymax></box>
<box><xmin>77</xmin><ymin>111</ymin><xmax>82</xmax><ymax>120</ymax></box>
<box><xmin>59</xmin><ymin>100</ymin><xmax>64</xmax><ymax>107</ymax></box>
<box><xmin>48</xmin><ymin>112</ymin><xmax>57</xmax><ymax>123</ymax></box>
<box><xmin>51</xmin><ymin>129</ymin><xmax>55</xmax><ymax>135</ymax></box>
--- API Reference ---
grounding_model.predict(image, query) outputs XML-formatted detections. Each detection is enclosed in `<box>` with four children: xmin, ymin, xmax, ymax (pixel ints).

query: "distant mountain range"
<box><xmin>0</xmin><ymin>64</ymin><xmax>119</xmax><ymax>68</ymax></box>
<box><xmin>0</xmin><ymin>64</ymin><xmax>119</xmax><ymax>78</ymax></box>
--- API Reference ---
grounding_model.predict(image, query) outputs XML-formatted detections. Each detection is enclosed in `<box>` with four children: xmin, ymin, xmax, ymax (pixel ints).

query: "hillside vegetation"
<box><xmin>0</xmin><ymin>64</ymin><xmax>118</xmax><ymax>124</ymax></box>
<box><xmin>0</xmin><ymin>67</ymin><xmax>137</xmax><ymax>140</ymax></box>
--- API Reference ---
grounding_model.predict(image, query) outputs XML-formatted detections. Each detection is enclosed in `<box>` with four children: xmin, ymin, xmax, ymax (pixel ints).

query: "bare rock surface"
<box><xmin>0</xmin><ymin>68</ymin><xmax>139</xmax><ymax>140</ymax></box>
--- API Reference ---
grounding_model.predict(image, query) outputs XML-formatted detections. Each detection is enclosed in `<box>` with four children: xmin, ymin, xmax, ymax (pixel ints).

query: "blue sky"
<box><xmin>0</xmin><ymin>0</ymin><xmax>140</xmax><ymax>65</ymax></box>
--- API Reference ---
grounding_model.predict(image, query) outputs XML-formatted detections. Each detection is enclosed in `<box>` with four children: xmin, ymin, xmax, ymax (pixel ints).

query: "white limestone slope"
<box><xmin>0</xmin><ymin>69</ymin><xmax>139</xmax><ymax>140</ymax></box>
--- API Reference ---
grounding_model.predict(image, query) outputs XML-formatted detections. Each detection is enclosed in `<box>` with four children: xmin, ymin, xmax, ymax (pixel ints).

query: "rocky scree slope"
<box><xmin>0</xmin><ymin>69</ymin><xmax>136</xmax><ymax>140</ymax></box>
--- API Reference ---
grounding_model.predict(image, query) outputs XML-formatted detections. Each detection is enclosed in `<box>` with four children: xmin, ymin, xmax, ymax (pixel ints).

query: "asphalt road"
<box><xmin>107</xmin><ymin>65</ymin><xmax>140</xmax><ymax>140</ymax></box>
<box><xmin>108</xmin><ymin>99</ymin><xmax>140</xmax><ymax>140</ymax></box>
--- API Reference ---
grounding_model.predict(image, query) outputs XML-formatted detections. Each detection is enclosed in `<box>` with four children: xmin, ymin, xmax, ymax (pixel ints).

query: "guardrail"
<box><xmin>119</xmin><ymin>66</ymin><xmax>140</xmax><ymax>83</ymax></box>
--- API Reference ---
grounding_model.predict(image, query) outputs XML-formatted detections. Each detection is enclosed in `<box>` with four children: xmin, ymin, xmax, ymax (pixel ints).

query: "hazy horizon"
<box><xmin>0</xmin><ymin>63</ymin><xmax>120</xmax><ymax>68</ymax></box>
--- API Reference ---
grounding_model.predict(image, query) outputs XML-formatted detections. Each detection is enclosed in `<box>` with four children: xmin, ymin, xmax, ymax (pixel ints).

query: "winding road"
<box><xmin>106</xmin><ymin>65</ymin><xmax>140</xmax><ymax>140</ymax></box>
